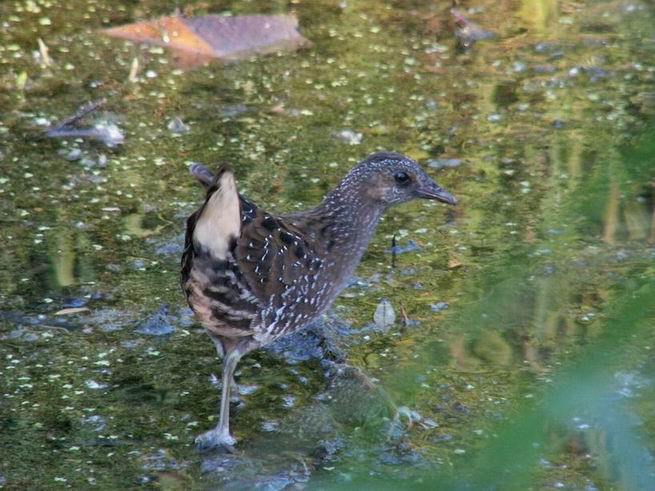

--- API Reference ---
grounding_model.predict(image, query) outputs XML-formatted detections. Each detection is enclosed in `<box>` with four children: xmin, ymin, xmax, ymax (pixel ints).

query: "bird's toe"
<box><xmin>195</xmin><ymin>428</ymin><xmax>237</xmax><ymax>452</ymax></box>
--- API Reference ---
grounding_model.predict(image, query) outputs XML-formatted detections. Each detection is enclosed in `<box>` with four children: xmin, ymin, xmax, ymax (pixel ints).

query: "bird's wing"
<box><xmin>235</xmin><ymin>198</ymin><xmax>328</xmax><ymax>337</ymax></box>
<box><xmin>235</xmin><ymin>202</ymin><xmax>325</xmax><ymax>297</ymax></box>
<box><xmin>182</xmin><ymin>163</ymin><xmax>328</xmax><ymax>339</ymax></box>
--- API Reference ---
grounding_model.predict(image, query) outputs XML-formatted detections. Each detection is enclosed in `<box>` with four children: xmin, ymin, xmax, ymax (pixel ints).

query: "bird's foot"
<box><xmin>195</xmin><ymin>427</ymin><xmax>237</xmax><ymax>452</ymax></box>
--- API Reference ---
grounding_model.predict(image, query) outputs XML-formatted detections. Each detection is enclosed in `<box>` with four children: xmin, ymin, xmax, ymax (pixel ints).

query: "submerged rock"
<box><xmin>135</xmin><ymin>305</ymin><xmax>175</xmax><ymax>336</ymax></box>
<box><xmin>141</xmin><ymin>448</ymin><xmax>183</xmax><ymax>472</ymax></box>
<box><xmin>64</xmin><ymin>148</ymin><xmax>82</xmax><ymax>161</ymax></box>
<box><xmin>266</xmin><ymin>316</ymin><xmax>348</xmax><ymax>364</ymax></box>
<box><xmin>81</xmin><ymin>414</ymin><xmax>107</xmax><ymax>432</ymax></box>
<box><xmin>86</xmin><ymin>308</ymin><xmax>136</xmax><ymax>333</ymax></box>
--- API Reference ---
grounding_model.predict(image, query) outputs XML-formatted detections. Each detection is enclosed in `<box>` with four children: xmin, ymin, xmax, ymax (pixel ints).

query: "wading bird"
<box><xmin>181</xmin><ymin>152</ymin><xmax>456</xmax><ymax>449</ymax></box>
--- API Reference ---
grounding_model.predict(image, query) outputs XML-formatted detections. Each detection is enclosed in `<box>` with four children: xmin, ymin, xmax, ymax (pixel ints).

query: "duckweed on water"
<box><xmin>1</xmin><ymin>0</ymin><xmax>655</xmax><ymax>489</ymax></box>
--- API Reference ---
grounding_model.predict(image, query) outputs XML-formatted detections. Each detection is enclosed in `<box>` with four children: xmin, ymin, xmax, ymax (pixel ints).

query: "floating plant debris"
<box><xmin>102</xmin><ymin>14</ymin><xmax>310</xmax><ymax>69</ymax></box>
<box><xmin>374</xmin><ymin>298</ymin><xmax>396</xmax><ymax>330</ymax></box>
<box><xmin>44</xmin><ymin>98</ymin><xmax>125</xmax><ymax>148</ymax></box>
<box><xmin>451</xmin><ymin>9</ymin><xmax>495</xmax><ymax>50</ymax></box>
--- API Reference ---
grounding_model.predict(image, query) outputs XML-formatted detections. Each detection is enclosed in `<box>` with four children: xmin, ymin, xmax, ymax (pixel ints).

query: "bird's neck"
<box><xmin>313</xmin><ymin>185</ymin><xmax>386</xmax><ymax>274</ymax></box>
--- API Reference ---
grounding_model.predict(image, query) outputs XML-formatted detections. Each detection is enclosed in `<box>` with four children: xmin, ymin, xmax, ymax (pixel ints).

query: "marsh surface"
<box><xmin>1</xmin><ymin>0</ymin><xmax>655</xmax><ymax>489</ymax></box>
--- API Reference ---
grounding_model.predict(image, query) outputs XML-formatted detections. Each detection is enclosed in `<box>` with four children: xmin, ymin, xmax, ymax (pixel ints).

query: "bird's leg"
<box><xmin>210</xmin><ymin>336</ymin><xmax>237</xmax><ymax>395</ymax></box>
<box><xmin>196</xmin><ymin>348</ymin><xmax>242</xmax><ymax>450</ymax></box>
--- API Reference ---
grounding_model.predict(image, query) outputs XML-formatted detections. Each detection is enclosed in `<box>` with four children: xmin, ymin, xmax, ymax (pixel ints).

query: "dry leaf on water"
<box><xmin>54</xmin><ymin>307</ymin><xmax>90</xmax><ymax>316</ymax></box>
<box><xmin>102</xmin><ymin>14</ymin><xmax>310</xmax><ymax>69</ymax></box>
<box><xmin>448</xmin><ymin>257</ymin><xmax>464</xmax><ymax>269</ymax></box>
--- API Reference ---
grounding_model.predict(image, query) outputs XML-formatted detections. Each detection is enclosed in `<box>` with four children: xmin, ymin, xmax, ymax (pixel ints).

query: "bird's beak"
<box><xmin>416</xmin><ymin>181</ymin><xmax>458</xmax><ymax>205</ymax></box>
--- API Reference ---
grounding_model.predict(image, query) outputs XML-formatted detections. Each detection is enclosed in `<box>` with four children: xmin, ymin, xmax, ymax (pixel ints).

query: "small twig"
<box><xmin>38</xmin><ymin>324</ymin><xmax>72</xmax><ymax>335</ymax></box>
<box><xmin>128</xmin><ymin>58</ymin><xmax>139</xmax><ymax>83</ymax></box>
<box><xmin>50</xmin><ymin>98</ymin><xmax>106</xmax><ymax>131</ymax></box>
<box><xmin>44</xmin><ymin>98</ymin><xmax>124</xmax><ymax>148</ymax></box>
<box><xmin>37</xmin><ymin>38</ymin><xmax>52</xmax><ymax>67</ymax></box>
<box><xmin>399</xmin><ymin>303</ymin><xmax>410</xmax><ymax>326</ymax></box>
<box><xmin>391</xmin><ymin>234</ymin><xmax>397</xmax><ymax>269</ymax></box>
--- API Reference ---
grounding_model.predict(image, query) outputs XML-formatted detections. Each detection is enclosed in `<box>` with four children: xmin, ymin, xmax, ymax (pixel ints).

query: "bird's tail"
<box><xmin>192</xmin><ymin>165</ymin><xmax>240</xmax><ymax>259</ymax></box>
<box><xmin>189</xmin><ymin>163</ymin><xmax>216</xmax><ymax>189</ymax></box>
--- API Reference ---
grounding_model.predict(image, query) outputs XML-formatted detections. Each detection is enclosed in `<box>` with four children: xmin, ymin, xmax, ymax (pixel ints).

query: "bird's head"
<box><xmin>342</xmin><ymin>152</ymin><xmax>457</xmax><ymax>208</ymax></box>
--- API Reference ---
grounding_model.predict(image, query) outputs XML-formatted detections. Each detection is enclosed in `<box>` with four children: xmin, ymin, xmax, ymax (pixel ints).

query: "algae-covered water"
<box><xmin>2</xmin><ymin>0</ymin><xmax>655</xmax><ymax>489</ymax></box>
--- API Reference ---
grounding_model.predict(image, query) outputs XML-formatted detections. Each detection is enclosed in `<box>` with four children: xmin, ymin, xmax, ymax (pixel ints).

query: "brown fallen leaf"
<box><xmin>448</xmin><ymin>257</ymin><xmax>464</xmax><ymax>269</ymax></box>
<box><xmin>54</xmin><ymin>307</ymin><xmax>89</xmax><ymax>316</ymax></box>
<box><xmin>268</xmin><ymin>103</ymin><xmax>286</xmax><ymax>115</ymax></box>
<box><xmin>102</xmin><ymin>14</ymin><xmax>310</xmax><ymax>69</ymax></box>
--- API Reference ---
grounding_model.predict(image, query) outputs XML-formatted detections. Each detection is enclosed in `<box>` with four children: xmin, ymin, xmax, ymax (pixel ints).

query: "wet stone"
<box><xmin>386</xmin><ymin>239</ymin><xmax>421</xmax><ymax>254</ymax></box>
<box><xmin>5</xmin><ymin>329</ymin><xmax>39</xmax><ymax>342</ymax></box>
<box><xmin>266</xmin><ymin>315</ymin><xmax>348</xmax><ymax>364</ymax></box>
<box><xmin>1</xmin><ymin>311</ymin><xmax>79</xmax><ymax>332</ymax></box>
<box><xmin>421</xmin><ymin>418</ymin><xmax>439</xmax><ymax>429</ymax></box>
<box><xmin>453</xmin><ymin>402</ymin><xmax>470</xmax><ymax>414</ymax></box>
<box><xmin>151</xmin><ymin>234</ymin><xmax>184</xmax><ymax>255</ymax></box>
<box><xmin>141</xmin><ymin>449</ymin><xmax>182</xmax><ymax>472</ymax></box>
<box><xmin>81</xmin><ymin>415</ymin><xmax>107</xmax><ymax>432</ymax></box>
<box><xmin>86</xmin><ymin>308</ymin><xmax>136</xmax><ymax>333</ymax></box>
<box><xmin>427</xmin><ymin>158</ymin><xmax>462</xmax><ymax>169</ymax></box>
<box><xmin>237</xmin><ymin>384</ymin><xmax>259</xmax><ymax>396</ymax></box>
<box><xmin>65</xmin><ymin>148</ymin><xmax>82</xmax><ymax>161</ymax></box>
<box><xmin>85</xmin><ymin>379</ymin><xmax>108</xmax><ymax>390</ymax></box>
<box><xmin>135</xmin><ymin>305</ymin><xmax>175</xmax><ymax>336</ymax></box>
<box><xmin>63</xmin><ymin>297</ymin><xmax>87</xmax><ymax>308</ymax></box>
<box><xmin>431</xmin><ymin>302</ymin><xmax>449</xmax><ymax>313</ymax></box>
<box><xmin>201</xmin><ymin>454</ymin><xmax>308</xmax><ymax>491</ymax></box>
<box><xmin>282</xmin><ymin>395</ymin><xmax>296</xmax><ymax>408</ymax></box>
<box><xmin>224</xmin><ymin>474</ymin><xmax>298</xmax><ymax>491</ymax></box>
<box><xmin>261</xmin><ymin>420</ymin><xmax>279</xmax><ymax>432</ymax></box>
<box><xmin>121</xmin><ymin>339</ymin><xmax>144</xmax><ymax>349</ymax></box>
<box><xmin>219</xmin><ymin>104</ymin><xmax>249</xmax><ymax>118</ymax></box>
<box><xmin>311</xmin><ymin>438</ymin><xmax>345</xmax><ymax>462</ymax></box>
<box><xmin>167</xmin><ymin>117</ymin><xmax>189</xmax><ymax>134</ymax></box>
<box><xmin>534</xmin><ymin>65</ymin><xmax>556</xmax><ymax>73</ymax></box>
<box><xmin>614</xmin><ymin>249</ymin><xmax>630</xmax><ymax>262</ymax></box>
<box><xmin>333</xmin><ymin>129</ymin><xmax>362</xmax><ymax>145</ymax></box>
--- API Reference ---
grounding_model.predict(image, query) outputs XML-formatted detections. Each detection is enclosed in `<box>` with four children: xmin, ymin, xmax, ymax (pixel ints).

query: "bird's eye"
<box><xmin>393</xmin><ymin>171</ymin><xmax>410</xmax><ymax>186</ymax></box>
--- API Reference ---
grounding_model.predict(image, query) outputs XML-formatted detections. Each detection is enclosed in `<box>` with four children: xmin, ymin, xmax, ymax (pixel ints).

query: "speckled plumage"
<box><xmin>181</xmin><ymin>151</ymin><xmax>456</xmax><ymax>448</ymax></box>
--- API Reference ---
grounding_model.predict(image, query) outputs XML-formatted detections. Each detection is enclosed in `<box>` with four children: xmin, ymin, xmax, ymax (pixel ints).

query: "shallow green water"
<box><xmin>1</xmin><ymin>0</ymin><xmax>655</xmax><ymax>489</ymax></box>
